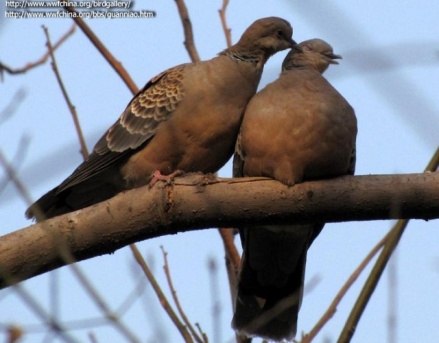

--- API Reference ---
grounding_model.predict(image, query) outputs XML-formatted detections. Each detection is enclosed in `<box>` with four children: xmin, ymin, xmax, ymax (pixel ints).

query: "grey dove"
<box><xmin>232</xmin><ymin>38</ymin><xmax>357</xmax><ymax>341</ymax></box>
<box><xmin>26</xmin><ymin>17</ymin><xmax>296</xmax><ymax>220</ymax></box>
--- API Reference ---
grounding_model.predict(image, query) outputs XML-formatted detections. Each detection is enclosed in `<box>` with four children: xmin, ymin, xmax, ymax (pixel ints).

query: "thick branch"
<box><xmin>1</xmin><ymin>173</ymin><xmax>438</xmax><ymax>289</ymax></box>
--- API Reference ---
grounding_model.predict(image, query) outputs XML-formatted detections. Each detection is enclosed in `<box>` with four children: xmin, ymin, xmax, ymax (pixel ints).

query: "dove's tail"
<box><xmin>232</xmin><ymin>224</ymin><xmax>322</xmax><ymax>341</ymax></box>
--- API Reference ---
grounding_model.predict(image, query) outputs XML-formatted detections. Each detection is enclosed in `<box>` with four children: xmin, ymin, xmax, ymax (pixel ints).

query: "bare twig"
<box><xmin>387</xmin><ymin>249</ymin><xmax>397</xmax><ymax>343</ymax></box>
<box><xmin>218</xmin><ymin>0</ymin><xmax>232</xmax><ymax>48</ymax></box>
<box><xmin>67</xmin><ymin>262</ymin><xmax>140</xmax><ymax>343</ymax></box>
<box><xmin>116</xmin><ymin>275</ymin><xmax>148</xmax><ymax>317</ymax></box>
<box><xmin>161</xmin><ymin>246</ymin><xmax>204</xmax><ymax>343</ymax></box>
<box><xmin>130</xmin><ymin>244</ymin><xmax>194</xmax><ymax>343</ymax></box>
<box><xmin>195</xmin><ymin>323</ymin><xmax>209</xmax><ymax>343</ymax></box>
<box><xmin>0</xmin><ymin>316</ymin><xmax>108</xmax><ymax>334</ymax></box>
<box><xmin>63</xmin><ymin>6</ymin><xmax>139</xmax><ymax>94</ymax></box>
<box><xmin>0</xmin><ymin>24</ymin><xmax>76</xmax><ymax>80</ymax></box>
<box><xmin>208</xmin><ymin>258</ymin><xmax>221</xmax><ymax>343</ymax></box>
<box><xmin>337</xmin><ymin>147</ymin><xmax>439</xmax><ymax>343</ymax></box>
<box><xmin>49</xmin><ymin>270</ymin><xmax>60</xmax><ymax>332</ymax></box>
<box><xmin>0</xmin><ymin>150</ymin><xmax>77</xmax><ymax>343</ymax></box>
<box><xmin>301</xmin><ymin>231</ymin><xmax>390</xmax><ymax>342</ymax></box>
<box><xmin>43</xmin><ymin>26</ymin><xmax>89</xmax><ymax>160</ymax></box>
<box><xmin>10</xmin><ymin>282</ymin><xmax>78</xmax><ymax>343</ymax></box>
<box><xmin>217</xmin><ymin>228</ymin><xmax>240</xmax><ymax>317</ymax></box>
<box><xmin>218</xmin><ymin>229</ymin><xmax>240</xmax><ymax>271</ymax></box>
<box><xmin>0</xmin><ymin>135</ymin><xmax>30</xmax><ymax>194</ymax></box>
<box><xmin>0</xmin><ymin>148</ymin><xmax>36</xmax><ymax>215</ymax></box>
<box><xmin>0</xmin><ymin>88</ymin><xmax>27</xmax><ymax>125</ymax></box>
<box><xmin>174</xmin><ymin>0</ymin><xmax>200</xmax><ymax>63</ymax></box>
<box><xmin>88</xmin><ymin>332</ymin><xmax>98</xmax><ymax>343</ymax></box>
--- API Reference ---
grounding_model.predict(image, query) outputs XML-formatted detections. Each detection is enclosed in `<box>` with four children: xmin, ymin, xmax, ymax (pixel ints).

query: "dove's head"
<box><xmin>234</xmin><ymin>17</ymin><xmax>296</xmax><ymax>59</ymax></box>
<box><xmin>282</xmin><ymin>38</ymin><xmax>342</xmax><ymax>74</ymax></box>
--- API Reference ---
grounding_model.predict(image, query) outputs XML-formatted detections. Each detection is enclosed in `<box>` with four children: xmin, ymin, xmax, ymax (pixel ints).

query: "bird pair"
<box><xmin>26</xmin><ymin>17</ymin><xmax>357</xmax><ymax>342</ymax></box>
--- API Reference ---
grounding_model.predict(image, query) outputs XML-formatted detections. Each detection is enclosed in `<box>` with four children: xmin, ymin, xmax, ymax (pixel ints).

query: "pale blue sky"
<box><xmin>0</xmin><ymin>1</ymin><xmax>438</xmax><ymax>342</ymax></box>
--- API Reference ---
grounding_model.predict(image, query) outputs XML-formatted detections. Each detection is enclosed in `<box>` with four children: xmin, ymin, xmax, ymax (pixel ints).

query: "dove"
<box><xmin>26</xmin><ymin>17</ymin><xmax>296</xmax><ymax>220</ymax></box>
<box><xmin>232</xmin><ymin>38</ymin><xmax>357</xmax><ymax>341</ymax></box>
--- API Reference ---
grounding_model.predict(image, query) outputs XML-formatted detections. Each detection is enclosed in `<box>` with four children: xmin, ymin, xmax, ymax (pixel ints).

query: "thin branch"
<box><xmin>218</xmin><ymin>0</ymin><xmax>232</xmax><ymax>48</ymax></box>
<box><xmin>0</xmin><ymin>147</ymin><xmax>37</xmax><ymax>217</ymax></box>
<box><xmin>10</xmin><ymin>282</ymin><xmax>78</xmax><ymax>343</ymax></box>
<box><xmin>0</xmin><ymin>135</ymin><xmax>30</xmax><ymax>194</ymax></box>
<box><xmin>387</xmin><ymin>248</ymin><xmax>397</xmax><ymax>343</ymax></box>
<box><xmin>2</xmin><ymin>172</ymin><xmax>439</xmax><ymax>289</ymax></box>
<box><xmin>67</xmin><ymin>262</ymin><xmax>140</xmax><ymax>343</ymax></box>
<box><xmin>63</xmin><ymin>6</ymin><xmax>138</xmax><ymax>94</ymax></box>
<box><xmin>337</xmin><ymin>147</ymin><xmax>439</xmax><ymax>343</ymax></box>
<box><xmin>208</xmin><ymin>258</ymin><xmax>220</xmax><ymax>343</ymax></box>
<box><xmin>217</xmin><ymin>228</ymin><xmax>240</xmax><ymax>322</ymax></box>
<box><xmin>130</xmin><ymin>244</ymin><xmax>194</xmax><ymax>343</ymax></box>
<box><xmin>0</xmin><ymin>88</ymin><xmax>27</xmax><ymax>125</ymax></box>
<box><xmin>88</xmin><ymin>332</ymin><xmax>98</xmax><ymax>343</ymax></box>
<box><xmin>218</xmin><ymin>229</ymin><xmax>240</xmax><ymax>272</ymax></box>
<box><xmin>301</xmin><ymin>231</ymin><xmax>389</xmax><ymax>342</ymax></box>
<box><xmin>195</xmin><ymin>323</ymin><xmax>209</xmax><ymax>343</ymax></box>
<box><xmin>43</xmin><ymin>26</ymin><xmax>89</xmax><ymax>160</ymax></box>
<box><xmin>161</xmin><ymin>247</ymin><xmax>204</xmax><ymax>343</ymax></box>
<box><xmin>116</xmin><ymin>275</ymin><xmax>148</xmax><ymax>317</ymax></box>
<box><xmin>174</xmin><ymin>0</ymin><xmax>200</xmax><ymax>63</ymax></box>
<box><xmin>0</xmin><ymin>24</ymin><xmax>76</xmax><ymax>80</ymax></box>
<box><xmin>20</xmin><ymin>315</ymin><xmax>112</xmax><ymax>332</ymax></box>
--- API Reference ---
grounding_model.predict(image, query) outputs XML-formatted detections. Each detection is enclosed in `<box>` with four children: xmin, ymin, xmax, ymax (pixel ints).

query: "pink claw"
<box><xmin>148</xmin><ymin>170</ymin><xmax>184</xmax><ymax>188</ymax></box>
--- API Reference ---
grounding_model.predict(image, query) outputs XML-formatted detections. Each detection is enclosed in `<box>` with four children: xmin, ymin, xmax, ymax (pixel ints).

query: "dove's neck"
<box><xmin>219</xmin><ymin>49</ymin><xmax>267</xmax><ymax>69</ymax></box>
<box><xmin>283</xmin><ymin>54</ymin><xmax>329</xmax><ymax>74</ymax></box>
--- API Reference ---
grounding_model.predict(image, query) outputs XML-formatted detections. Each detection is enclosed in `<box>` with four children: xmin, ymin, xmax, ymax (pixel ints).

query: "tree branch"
<box><xmin>130</xmin><ymin>244</ymin><xmax>193</xmax><ymax>343</ymax></box>
<box><xmin>218</xmin><ymin>0</ymin><xmax>232</xmax><ymax>48</ymax></box>
<box><xmin>43</xmin><ymin>25</ymin><xmax>89</xmax><ymax>161</ymax></box>
<box><xmin>0</xmin><ymin>24</ymin><xmax>76</xmax><ymax>80</ymax></box>
<box><xmin>161</xmin><ymin>246</ymin><xmax>205</xmax><ymax>343</ymax></box>
<box><xmin>1</xmin><ymin>172</ymin><xmax>438</xmax><ymax>289</ymax></box>
<box><xmin>174</xmin><ymin>0</ymin><xmax>200</xmax><ymax>63</ymax></box>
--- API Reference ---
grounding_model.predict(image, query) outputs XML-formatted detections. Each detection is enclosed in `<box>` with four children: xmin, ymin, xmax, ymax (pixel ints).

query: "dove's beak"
<box><xmin>290</xmin><ymin>41</ymin><xmax>303</xmax><ymax>53</ymax></box>
<box><xmin>325</xmin><ymin>52</ymin><xmax>342</xmax><ymax>64</ymax></box>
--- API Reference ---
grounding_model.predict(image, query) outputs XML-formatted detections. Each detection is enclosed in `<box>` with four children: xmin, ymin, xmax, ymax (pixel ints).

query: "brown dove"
<box><xmin>232</xmin><ymin>39</ymin><xmax>357</xmax><ymax>341</ymax></box>
<box><xmin>26</xmin><ymin>17</ymin><xmax>296</xmax><ymax>220</ymax></box>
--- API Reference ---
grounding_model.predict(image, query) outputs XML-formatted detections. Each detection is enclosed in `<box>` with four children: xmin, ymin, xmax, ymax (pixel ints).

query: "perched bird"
<box><xmin>232</xmin><ymin>38</ymin><xmax>357</xmax><ymax>341</ymax></box>
<box><xmin>26</xmin><ymin>17</ymin><xmax>296</xmax><ymax>220</ymax></box>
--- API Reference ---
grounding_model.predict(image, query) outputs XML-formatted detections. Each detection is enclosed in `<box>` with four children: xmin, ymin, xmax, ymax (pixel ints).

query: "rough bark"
<box><xmin>1</xmin><ymin>172</ymin><xmax>438</xmax><ymax>289</ymax></box>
